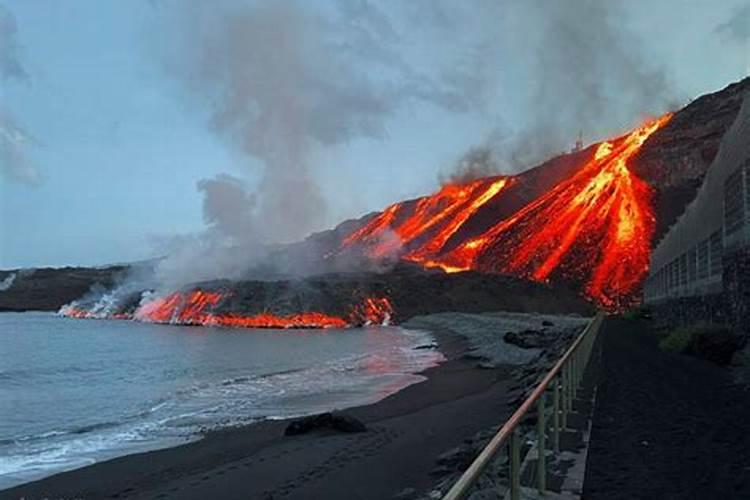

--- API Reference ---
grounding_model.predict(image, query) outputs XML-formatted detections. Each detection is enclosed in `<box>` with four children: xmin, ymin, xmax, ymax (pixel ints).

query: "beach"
<box><xmin>2</xmin><ymin>312</ymin><xmax>587</xmax><ymax>500</ymax></box>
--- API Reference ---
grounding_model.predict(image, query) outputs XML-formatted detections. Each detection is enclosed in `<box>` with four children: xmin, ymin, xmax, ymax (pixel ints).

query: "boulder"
<box><xmin>284</xmin><ymin>412</ymin><xmax>366</xmax><ymax>436</ymax></box>
<box><xmin>503</xmin><ymin>329</ymin><xmax>547</xmax><ymax>349</ymax></box>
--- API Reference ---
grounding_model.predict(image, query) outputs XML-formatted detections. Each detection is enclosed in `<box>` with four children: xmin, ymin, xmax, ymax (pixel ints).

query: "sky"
<box><xmin>1</xmin><ymin>0</ymin><xmax>748</xmax><ymax>270</ymax></box>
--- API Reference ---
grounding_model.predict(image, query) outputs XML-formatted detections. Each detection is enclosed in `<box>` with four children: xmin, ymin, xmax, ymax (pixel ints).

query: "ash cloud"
<box><xmin>0</xmin><ymin>4</ymin><xmax>26</xmax><ymax>81</ymax></box>
<box><xmin>0</xmin><ymin>3</ymin><xmax>39</xmax><ymax>186</ymax></box>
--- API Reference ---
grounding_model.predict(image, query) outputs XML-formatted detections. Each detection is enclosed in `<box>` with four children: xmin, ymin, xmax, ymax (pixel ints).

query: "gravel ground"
<box><xmin>403</xmin><ymin>311</ymin><xmax>589</xmax><ymax>367</ymax></box>
<box><xmin>583</xmin><ymin>318</ymin><xmax>750</xmax><ymax>499</ymax></box>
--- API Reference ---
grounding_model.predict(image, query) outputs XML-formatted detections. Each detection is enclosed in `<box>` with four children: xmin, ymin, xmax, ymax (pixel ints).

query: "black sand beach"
<box><xmin>583</xmin><ymin>318</ymin><xmax>750</xmax><ymax>499</ymax></box>
<box><xmin>1</xmin><ymin>328</ymin><xmax>516</xmax><ymax>500</ymax></box>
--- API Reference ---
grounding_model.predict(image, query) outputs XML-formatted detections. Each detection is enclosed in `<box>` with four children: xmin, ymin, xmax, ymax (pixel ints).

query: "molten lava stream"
<box><xmin>429</xmin><ymin>114</ymin><xmax>672</xmax><ymax>309</ymax></box>
<box><xmin>126</xmin><ymin>290</ymin><xmax>394</xmax><ymax>329</ymax></box>
<box><xmin>341</xmin><ymin>177</ymin><xmax>511</xmax><ymax>260</ymax></box>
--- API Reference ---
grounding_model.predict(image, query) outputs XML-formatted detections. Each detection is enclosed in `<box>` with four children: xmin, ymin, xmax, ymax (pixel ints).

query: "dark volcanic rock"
<box><xmin>691</xmin><ymin>329</ymin><xmax>743</xmax><ymax>366</ymax></box>
<box><xmin>635</xmin><ymin>77</ymin><xmax>750</xmax><ymax>244</ymax></box>
<box><xmin>503</xmin><ymin>329</ymin><xmax>546</xmax><ymax>349</ymax></box>
<box><xmin>0</xmin><ymin>266</ymin><xmax>126</xmax><ymax>312</ymax></box>
<box><xmin>213</xmin><ymin>264</ymin><xmax>594</xmax><ymax>323</ymax></box>
<box><xmin>284</xmin><ymin>412</ymin><xmax>367</xmax><ymax>436</ymax></box>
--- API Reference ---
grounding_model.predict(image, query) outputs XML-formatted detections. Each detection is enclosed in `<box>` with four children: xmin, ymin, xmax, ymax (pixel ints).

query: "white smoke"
<box><xmin>152</xmin><ymin>0</ymin><xmax>482</xmax><ymax>286</ymax></box>
<box><xmin>0</xmin><ymin>4</ymin><xmax>39</xmax><ymax>186</ymax></box>
<box><xmin>0</xmin><ymin>272</ymin><xmax>15</xmax><ymax>291</ymax></box>
<box><xmin>0</xmin><ymin>108</ymin><xmax>39</xmax><ymax>185</ymax></box>
<box><xmin>715</xmin><ymin>4</ymin><xmax>750</xmax><ymax>43</ymax></box>
<box><xmin>417</xmin><ymin>0</ymin><xmax>674</xmax><ymax>174</ymax></box>
<box><xmin>0</xmin><ymin>4</ymin><xmax>26</xmax><ymax>81</ymax></box>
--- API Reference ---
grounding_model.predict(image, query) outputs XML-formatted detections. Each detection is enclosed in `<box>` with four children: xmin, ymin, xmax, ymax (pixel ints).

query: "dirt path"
<box><xmin>583</xmin><ymin>318</ymin><xmax>750</xmax><ymax>499</ymax></box>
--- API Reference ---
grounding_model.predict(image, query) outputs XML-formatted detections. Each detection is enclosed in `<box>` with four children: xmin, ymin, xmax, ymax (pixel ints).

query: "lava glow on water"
<box><xmin>63</xmin><ymin>291</ymin><xmax>394</xmax><ymax>329</ymax></box>
<box><xmin>343</xmin><ymin>114</ymin><xmax>672</xmax><ymax>310</ymax></box>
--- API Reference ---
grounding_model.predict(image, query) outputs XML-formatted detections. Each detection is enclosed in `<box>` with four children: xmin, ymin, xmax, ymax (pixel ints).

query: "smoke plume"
<box><xmin>510</xmin><ymin>0</ymin><xmax>672</xmax><ymax>166</ymax></box>
<box><xmin>715</xmin><ymin>4</ymin><xmax>750</xmax><ymax>43</ymax></box>
<box><xmin>430</xmin><ymin>0</ymin><xmax>674</xmax><ymax>176</ymax></box>
<box><xmin>0</xmin><ymin>4</ymin><xmax>39</xmax><ymax>186</ymax></box>
<box><xmin>153</xmin><ymin>0</ymin><xmax>481</xmax><ymax>285</ymax></box>
<box><xmin>0</xmin><ymin>272</ymin><xmax>15</xmax><ymax>291</ymax></box>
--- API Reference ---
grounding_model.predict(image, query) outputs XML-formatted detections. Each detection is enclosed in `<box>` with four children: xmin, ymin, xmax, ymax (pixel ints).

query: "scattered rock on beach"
<box><xmin>503</xmin><ymin>329</ymin><xmax>547</xmax><ymax>348</ymax></box>
<box><xmin>393</xmin><ymin>487</ymin><xmax>418</xmax><ymax>499</ymax></box>
<box><xmin>284</xmin><ymin>412</ymin><xmax>367</xmax><ymax>436</ymax></box>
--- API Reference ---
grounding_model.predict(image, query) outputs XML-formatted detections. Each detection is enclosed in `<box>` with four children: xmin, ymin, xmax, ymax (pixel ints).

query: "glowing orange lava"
<box><xmin>428</xmin><ymin>114</ymin><xmax>672</xmax><ymax>309</ymax></box>
<box><xmin>341</xmin><ymin>177</ymin><xmax>512</xmax><ymax>260</ymax></box>
<box><xmin>341</xmin><ymin>114</ymin><xmax>671</xmax><ymax>309</ymax></box>
<box><xmin>63</xmin><ymin>290</ymin><xmax>394</xmax><ymax>329</ymax></box>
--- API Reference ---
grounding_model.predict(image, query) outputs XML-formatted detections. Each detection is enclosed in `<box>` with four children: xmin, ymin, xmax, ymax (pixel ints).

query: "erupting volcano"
<box><xmin>341</xmin><ymin>114</ymin><xmax>673</xmax><ymax>310</ymax></box>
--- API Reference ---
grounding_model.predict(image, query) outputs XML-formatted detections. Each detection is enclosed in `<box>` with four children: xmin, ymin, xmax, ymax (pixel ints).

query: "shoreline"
<box><xmin>2</xmin><ymin>325</ymin><xmax>520</xmax><ymax>500</ymax></box>
<box><xmin>2</xmin><ymin>312</ymin><xmax>586</xmax><ymax>500</ymax></box>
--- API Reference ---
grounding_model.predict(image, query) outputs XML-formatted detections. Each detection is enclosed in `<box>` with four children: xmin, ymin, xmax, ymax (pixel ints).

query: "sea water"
<box><xmin>0</xmin><ymin>312</ymin><xmax>443</xmax><ymax>489</ymax></box>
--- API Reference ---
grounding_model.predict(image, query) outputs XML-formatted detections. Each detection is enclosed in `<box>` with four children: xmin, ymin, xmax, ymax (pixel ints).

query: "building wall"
<box><xmin>644</xmin><ymin>94</ymin><xmax>750</xmax><ymax>333</ymax></box>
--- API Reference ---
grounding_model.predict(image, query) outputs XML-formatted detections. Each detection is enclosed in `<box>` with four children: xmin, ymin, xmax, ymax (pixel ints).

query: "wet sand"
<box><xmin>1</xmin><ymin>329</ymin><xmax>518</xmax><ymax>500</ymax></box>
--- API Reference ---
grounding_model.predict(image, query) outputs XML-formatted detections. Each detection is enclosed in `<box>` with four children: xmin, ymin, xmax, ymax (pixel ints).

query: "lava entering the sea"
<box><xmin>62</xmin><ymin>290</ymin><xmax>394</xmax><ymax>329</ymax></box>
<box><xmin>343</xmin><ymin>114</ymin><xmax>672</xmax><ymax>310</ymax></box>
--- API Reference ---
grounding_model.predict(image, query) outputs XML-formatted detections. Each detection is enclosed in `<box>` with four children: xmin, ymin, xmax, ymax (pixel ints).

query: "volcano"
<box><xmin>329</xmin><ymin>78</ymin><xmax>750</xmax><ymax>310</ymax></box>
<box><xmin>339</xmin><ymin>116</ymin><xmax>669</xmax><ymax>309</ymax></box>
<box><xmin>9</xmin><ymin>77</ymin><xmax>746</xmax><ymax>325</ymax></box>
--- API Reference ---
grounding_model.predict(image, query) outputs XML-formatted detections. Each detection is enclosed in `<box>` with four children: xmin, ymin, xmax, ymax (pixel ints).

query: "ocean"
<box><xmin>0</xmin><ymin>312</ymin><xmax>443</xmax><ymax>489</ymax></box>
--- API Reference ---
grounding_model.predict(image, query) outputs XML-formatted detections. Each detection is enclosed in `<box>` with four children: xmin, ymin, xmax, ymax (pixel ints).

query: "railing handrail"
<box><xmin>442</xmin><ymin>312</ymin><xmax>604</xmax><ymax>500</ymax></box>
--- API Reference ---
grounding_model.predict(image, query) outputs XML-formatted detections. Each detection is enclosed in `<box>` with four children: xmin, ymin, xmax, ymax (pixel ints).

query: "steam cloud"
<box><xmin>0</xmin><ymin>4</ymin><xmax>39</xmax><ymax>186</ymax></box>
<box><xmin>715</xmin><ymin>4</ymin><xmax>750</xmax><ymax>43</ymax></box>
<box><xmin>511</xmin><ymin>0</ymin><xmax>672</xmax><ymax>166</ymax></box>
<box><xmin>441</xmin><ymin>147</ymin><xmax>504</xmax><ymax>185</ymax></box>
<box><xmin>0</xmin><ymin>272</ymin><xmax>15</xmax><ymax>291</ymax></box>
<box><xmin>431</xmin><ymin>0</ymin><xmax>673</xmax><ymax>176</ymax></box>
<box><xmin>153</xmin><ymin>0</ymin><xmax>482</xmax><ymax>285</ymax></box>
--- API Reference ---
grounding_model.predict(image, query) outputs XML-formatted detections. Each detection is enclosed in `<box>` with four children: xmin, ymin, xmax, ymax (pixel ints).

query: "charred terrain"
<box><xmin>1</xmin><ymin>77</ymin><xmax>748</xmax><ymax>323</ymax></box>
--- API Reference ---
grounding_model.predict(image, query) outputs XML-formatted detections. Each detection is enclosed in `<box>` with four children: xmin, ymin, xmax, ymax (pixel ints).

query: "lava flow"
<box><xmin>341</xmin><ymin>177</ymin><xmax>512</xmax><ymax>260</ymax></box>
<box><xmin>429</xmin><ymin>114</ymin><xmax>673</xmax><ymax>309</ymax></box>
<box><xmin>342</xmin><ymin>114</ymin><xmax>672</xmax><ymax>309</ymax></box>
<box><xmin>63</xmin><ymin>290</ymin><xmax>394</xmax><ymax>329</ymax></box>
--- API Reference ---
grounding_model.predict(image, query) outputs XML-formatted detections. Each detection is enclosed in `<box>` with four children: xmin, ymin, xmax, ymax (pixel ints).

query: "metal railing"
<box><xmin>443</xmin><ymin>313</ymin><xmax>605</xmax><ymax>500</ymax></box>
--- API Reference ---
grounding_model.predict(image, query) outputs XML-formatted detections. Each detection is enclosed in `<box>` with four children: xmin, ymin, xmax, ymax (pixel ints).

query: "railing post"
<box><xmin>537</xmin><ymin>392</ymin><xmax>546</xmax><ymax>493</ymax></box>
<box><xmin>510</xmin><ymin>428</ymin><xmax>521</xmax><ymax>500</ymax></box>
<box><xmin>440</xmin><ymin>315</ymin><xmax>603</xmax><ymax>500</ymax></box>
<box><xmin>552</xmin><ymin>376</ymin><xmax>560</xmax><ymax>454</ymax></box>
<box><xmin>561</xmin><ymin>364</ymin><xmax>568</xmax><ymax>429</ymax></box>
<box><xmin>572</xmin><ymin>350</ymin><xmax>578</xmax><ymax>399</ymax></box>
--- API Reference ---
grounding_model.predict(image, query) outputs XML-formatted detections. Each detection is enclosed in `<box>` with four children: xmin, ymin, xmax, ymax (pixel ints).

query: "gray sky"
<box><xmin>1</xmin><ymin>0</ymin><xmax>748</xmax><ymax>269</ymax></box>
